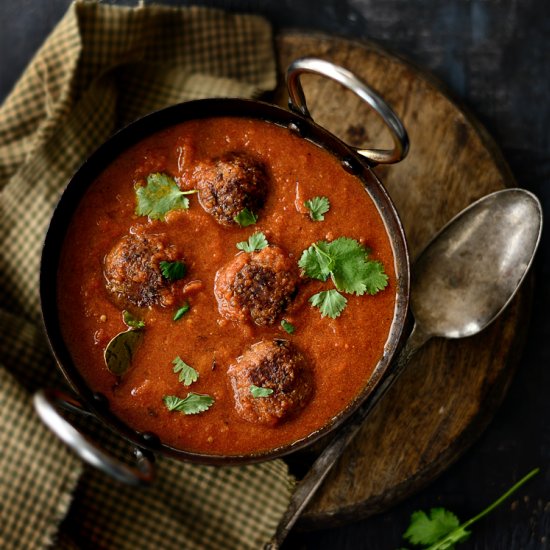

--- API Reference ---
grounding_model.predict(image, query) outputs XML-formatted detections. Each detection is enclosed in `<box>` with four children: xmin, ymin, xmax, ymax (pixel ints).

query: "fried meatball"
<box><xmin>214</xmin><ymin>246</ymin><xmax>299</xmax><ymax>326</ymax></box>
<box><xmin>193</xmin><ymin>152</ymin><xmax>268</xmax><ymax>225</ymax></box>
<box><xmin>104</xmin><ymin>229</ymin><xmax>184</xmax><ymax>308</ymax></box>
<box><xmin>228</xmin><ymin>340</ymin><xmax>313</xmax><ymax>426</ymax></box>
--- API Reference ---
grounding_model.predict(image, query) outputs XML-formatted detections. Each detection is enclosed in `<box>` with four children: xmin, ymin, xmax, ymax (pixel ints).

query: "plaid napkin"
<box><xmin>0</xmin><ymin>2</ymin><xmax>295</xmax><ymax>549</ymax></box>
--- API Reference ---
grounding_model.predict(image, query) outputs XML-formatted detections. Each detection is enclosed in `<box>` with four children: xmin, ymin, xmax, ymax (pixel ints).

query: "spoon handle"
<box><xmin>265</xmin><ymin>323</ymin><xmax>430</xmax><ymax>550</ymax></box>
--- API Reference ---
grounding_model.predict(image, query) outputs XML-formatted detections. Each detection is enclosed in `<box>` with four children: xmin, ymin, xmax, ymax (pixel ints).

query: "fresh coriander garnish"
<box><xmin>236</xmin><ymin>231</ymin><xmax>269</xmax><ymax>252</ymax></box>
<box><xmin>304</xmin><ymin>196</ymin><xmax>330</xmax><ymax>221</ymax></box>
<box><xmin>281</xmin><ymin>319</ymin><xmax>295</xmax><ymax>334</ymax></box>
<box><xmin>300</xmin><ymin>237</ymin><xmax>388</xmax><ymax>295</ymax></box>
<box><xmin>309</xmin><ymin>290</ymin><xmax>347</xmax><ymax>319</ymax></box>
<box><xmin>233</xmin><ymin>207</ymin><xmax>258</xmax><ymax>227</ymax></box>
<box><xmin>172</xmin><ymin>356</ymin><xmax>198</xmax><ymax>386</ymax></box>
<box><xmin>135</xmin><ymin>172</ymin><xmax>197</xmax><ymax>220</ymax></box>
<box><xmin>299</xmin><ymin>241</ymin><xmax>333</xmax><ymax>281</ymax></box>
<box><xmin>122</xmin><ymin>310</ymin><xmax>145</xmax><ymax>329</ymax></box>
<box><xmin>250</xmin><ymin>385</ymin><xmax>274</xmax><ymax>398</ymax></box>
<box><xmin>299</xmin><ymin>237</ymin><xmax>388</xmax><ymax>318</ymax></box>
<box><xmin>159</xmin><ymin>260</ymin><xmax>186</xmax><ymax>281</ymax></box>
<box><xmin>163</xmin><ymin>393</ymin><xmax>214</xmax><ymax>415</ymax></box>
<box><xmin>173</xmin><ymin>302</ymin><xmax>190</xmax><ymax>321</ymax></box>
<box><xmin>402</xmin><ymin>467</ymin><xmax>539</xmax><ymax>549</ymax></box>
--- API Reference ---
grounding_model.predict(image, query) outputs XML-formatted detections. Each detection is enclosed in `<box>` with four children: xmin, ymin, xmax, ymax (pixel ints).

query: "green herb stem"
<box><xmin>425</xmin><ymin>467</ymin><xmax>540</xmax><ymax>550</ymax></box>
<box><xmin>461</xmin><ymin>467</ymin><xmax>540</xmax><ymax>528</ymax></box>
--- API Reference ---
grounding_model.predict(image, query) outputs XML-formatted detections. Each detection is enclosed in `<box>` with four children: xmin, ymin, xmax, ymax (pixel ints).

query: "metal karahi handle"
<box><xmin>286</xmin><ymin>57</ymin><xmax>409</xmax><ymax>165</ymax></box>
<box><xmin>33</xmin><ymin>388</ymin><xmax>155</xmax><ymax>486</ymax></box>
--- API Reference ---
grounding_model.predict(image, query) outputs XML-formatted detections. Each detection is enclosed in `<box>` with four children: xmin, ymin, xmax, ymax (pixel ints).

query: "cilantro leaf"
<box><xmin>236</xmin><ymin>231</ymin><xmax>269</xmax><ymax>252</ymax></box>
<box><xmin>281</xmin><ymin>319</ymin><xmax>295</xmax><ymax>334</ymax></box>
<box><xmin>163</xmin><ymin>393</ymin><xmax>214</xmax><ymax>415</ymax></box>
<box><xmin>299</xmin><ymin>237</ymin><xmax>389</xmax><ymax>318</ymax></box>
<box><xmin>403</xmin><ymin>508</ymin><xmax>462</xmax><ymax>546</ymax></box>
<box><xmin>135</xmin><ymin>173</ymin><xmax>197</xmax><ymax>220</ymax></box>
<box><xmin>173</xmin><ymin>302</ymin><xmax>190</xmax><ymax>321</ymax></box>
<box><xmin>304</xmin><ymin>196</ymin><xmax>330</xmax><ymax>221</ymax></box>
<box><xmin>172</xmin><ymin>356</ymin><xmax>198</xmax><ymax>386</ymax></box>
<box><xmin>234</xmin><ymin>207</ymin><xmax>258</xmax><ymax>227</ymax></box>
<box><xmin>324</xmin><ymin>237</ymin><xmax>388</xmax><ymax>295</ymax></box>
<box><xmin>363</xmin><ymin>259</ymin><xmax>389</xmax><ymax>294</ymax></box>
<box><xmin>159</xmin><ymin>260</ymin><xmax>186</xmax><ymax>281</ymax></box>
<box><xmin>122</xmin><ymin>310</ymin><xmax>145</xmax><ymax>329</ymax></box>
<box><xmin>298</xmin><ymin>241</ymin><xmax>334</xmax><ymax>281</ymax></box>
<box><xmin>309</xmin><ymin>290</ymin><xmax>347</xmax><ymax>319</ymax></box>
<box><xmin>328</xmin><ymin>237</ymin><xmax>372</xmax><ymax>295</ymax></box>
<box><xmin>250</xmin><ymin>385</ymin><xmax>274</xmax><ymax>398</ymax></box>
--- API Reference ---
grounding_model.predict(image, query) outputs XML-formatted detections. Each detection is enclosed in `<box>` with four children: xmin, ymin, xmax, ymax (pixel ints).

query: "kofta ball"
<box><xmin>228</xmin><ymin>339</ymin><xmax>313</xmax><ymax>426</ymax></box>
<box><xmin>193</xmin><ymin>152</ymin><xmax>268</xmax><ymax>226</ymax></box>
<box><xmin>214</xmin><ymin>245</ymin><xmax>299</xmax><ymax>326</ymax></box>
<box><xmin>104</xmin><ymin>228</ymin><xmax>184</xmax><ymax>308</ymax></box>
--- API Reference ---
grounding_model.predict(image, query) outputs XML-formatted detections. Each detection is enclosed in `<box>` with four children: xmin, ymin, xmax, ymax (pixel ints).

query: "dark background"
<box><xmin>1</xmin><ymin>1</ymin><xmax>549</xmax><ymax>548</ymax></box>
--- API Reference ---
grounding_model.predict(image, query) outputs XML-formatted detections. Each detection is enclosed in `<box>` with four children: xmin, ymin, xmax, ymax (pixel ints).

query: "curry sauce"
<box><xmin>57</xmin><ymin>117</ymin><xmax>396</xmax><ymax>456</ymax></box>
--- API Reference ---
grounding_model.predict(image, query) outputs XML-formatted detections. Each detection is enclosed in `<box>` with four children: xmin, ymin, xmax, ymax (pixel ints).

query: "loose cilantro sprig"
<box><xmin>234</xmin><ymin>207</ymin><xmax>258</xmax><ymax>227</ymax></box>
<box><xmin>299</xmin><ymin>237</ymin><xmax>388</xmax><ymax>318</ymax></box>
<box><xmin>236</xmin><ymin>231</ymin><xmax>269</xmax><ymax>252</ymax></box>
<box><xmin>163</xmin><ymin>393</ymin><xmax>214</xmax><ymax>415</ymax></box>
<box><xmin>160</xmin><ymin>260</ymin><xmax>186</xmax><ymax>281</ymax></box>
<box><xmin>250</xmin><ymin>385</ymin><xmax>274</xmax><ymax>398</ymax></box>
<box><xmin>304</xmin><ymin>196</ymin><xmax>330</xmax><ymax>221</ymax></box>
<box><xmin>172</xmin><ymin>356</ymin><xmax>198</xmax><ymax>387</ymax></box>
<box><xmin>136</xmin><ymin>173</ymin><xmax>197</xmax><ymax>220</ymax></box>
<box><xmin>404</xmin><ymin>508</ymin><xmax>469</xmax><ymax>549</ymax></box>
<box><xmin>402</xmin><ymin>467</ymin><xmax>539</xmax><ymax>549</ymax></box>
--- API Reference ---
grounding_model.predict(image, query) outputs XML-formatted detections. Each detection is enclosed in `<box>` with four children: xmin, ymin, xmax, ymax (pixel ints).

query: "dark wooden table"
<box><xmin>2</xmin><ymin>1</ymin><xmax>549</xmax><ymax>548</ymax></box>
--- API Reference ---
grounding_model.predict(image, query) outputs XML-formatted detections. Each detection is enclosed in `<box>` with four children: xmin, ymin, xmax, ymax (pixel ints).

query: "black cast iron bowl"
<box><xmin>35</xmin><ymin>58</ymin><xmax>410</xmax><ymax>485</ymax></box>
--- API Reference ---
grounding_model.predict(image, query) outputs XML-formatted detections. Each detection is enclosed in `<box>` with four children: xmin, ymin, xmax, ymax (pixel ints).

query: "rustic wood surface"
<box><xmin>274</xmin><ymin>32</ymin><xmax>531</xmax><ymax>528</ymax></box>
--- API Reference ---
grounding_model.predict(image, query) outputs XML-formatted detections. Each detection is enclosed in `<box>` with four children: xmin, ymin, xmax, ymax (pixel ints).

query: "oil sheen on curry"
<box><xmin>57</xmin><ymin>117</ymin><xmax>396</xmax><ymax>456</ymax></box>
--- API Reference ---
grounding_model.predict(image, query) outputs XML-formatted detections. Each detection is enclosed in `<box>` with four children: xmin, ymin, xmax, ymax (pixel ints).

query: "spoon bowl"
<box><xmin>412</xmin><ymin>188</ymin><xmax>542</xmax><ymax>340</ymax></box>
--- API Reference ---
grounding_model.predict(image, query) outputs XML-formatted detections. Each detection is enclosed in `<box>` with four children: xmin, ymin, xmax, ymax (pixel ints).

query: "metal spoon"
<box><xmin>267</xmin><ymin>187</ymin><xmax>542</xmax><ymax>549</ymax></box>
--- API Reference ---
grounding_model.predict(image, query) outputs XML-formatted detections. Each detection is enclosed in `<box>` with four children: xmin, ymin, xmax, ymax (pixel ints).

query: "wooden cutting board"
<box><xmin>273</xmin><ymin>32</ymin><xmax>531</xmax><ymax>528</ymax></box>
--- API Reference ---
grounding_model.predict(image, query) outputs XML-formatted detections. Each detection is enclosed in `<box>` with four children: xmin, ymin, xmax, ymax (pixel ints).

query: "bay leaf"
<box><xmin>104</xmin><ymin>328</ymin><xmax>143</xmax><ymax>376</ymax></box>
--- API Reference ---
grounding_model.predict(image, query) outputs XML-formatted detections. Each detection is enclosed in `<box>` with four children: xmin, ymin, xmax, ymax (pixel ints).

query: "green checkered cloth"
<box><xmin>0</xmin><ymin>2</ymin><xmax>295</xmax><ymax>549</ymax></box>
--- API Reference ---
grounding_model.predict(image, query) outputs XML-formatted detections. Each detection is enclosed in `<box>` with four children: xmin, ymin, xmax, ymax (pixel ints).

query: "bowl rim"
<box><xmin>40</xmin><ymin>97</ymin><xmax>410</xmax><ymax>464</ymax></box>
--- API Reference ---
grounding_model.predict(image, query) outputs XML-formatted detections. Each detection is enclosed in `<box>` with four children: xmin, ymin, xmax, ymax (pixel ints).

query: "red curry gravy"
<box><xmin>57</xmin><ymin>117</ymin><xmax>396</xmax><ymax>456</ymax></box>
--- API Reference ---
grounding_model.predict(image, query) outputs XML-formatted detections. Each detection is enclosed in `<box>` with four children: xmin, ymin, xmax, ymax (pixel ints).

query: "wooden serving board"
<box><xmin>274</xmin><ymin>33</ymin><xmax>532</xmax><ymax>528</ymax></box>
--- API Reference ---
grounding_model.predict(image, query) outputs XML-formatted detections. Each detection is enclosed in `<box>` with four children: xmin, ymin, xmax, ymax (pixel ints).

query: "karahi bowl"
<box><xmin>35</xmin><ymin>58</ymin><xmax>410</xmax><ymax>484</ymax></box>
